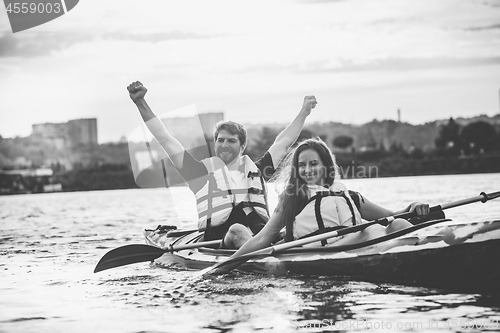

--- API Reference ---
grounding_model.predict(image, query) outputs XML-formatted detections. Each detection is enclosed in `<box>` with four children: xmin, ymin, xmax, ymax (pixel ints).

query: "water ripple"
<box><xmin>1</xmin><ymin>177</ymin><xmax>500</xmax><ymax>333</ymax></box>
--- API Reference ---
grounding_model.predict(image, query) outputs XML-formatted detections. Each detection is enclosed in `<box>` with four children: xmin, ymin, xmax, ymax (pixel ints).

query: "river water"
<box><xmin>1</xmin><ymin>173</ymin><xmax>500</xmax><ymax>333</ymax></box>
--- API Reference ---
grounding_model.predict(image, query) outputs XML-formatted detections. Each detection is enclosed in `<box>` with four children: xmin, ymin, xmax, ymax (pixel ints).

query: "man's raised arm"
<box><xmin>127</xmin><ymin>81</ymin><xmax>186</xmax><ymax>169</ymax></box>
<box><xmin>267</xmin><ymin>95</ymin><xmax>317</xmax><ymax>166</ymax></box>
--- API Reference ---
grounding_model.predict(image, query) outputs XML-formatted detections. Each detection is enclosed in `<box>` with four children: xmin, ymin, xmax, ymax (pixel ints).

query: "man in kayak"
<box><xmin>127</xmin><ymin>81</ymin><xmax>317</xmax><ymax>249</ymax></box>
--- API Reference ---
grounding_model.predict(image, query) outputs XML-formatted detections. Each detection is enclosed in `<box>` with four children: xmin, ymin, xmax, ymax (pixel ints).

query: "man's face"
<box><xmin>214</xmin><ymin>130</ymin><xmax>243</xmax><ymax>164</ymax></box>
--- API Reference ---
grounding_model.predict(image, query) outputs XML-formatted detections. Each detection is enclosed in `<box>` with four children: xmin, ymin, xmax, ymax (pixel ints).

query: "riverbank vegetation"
<box><xmin>1</xmin><ymin>116</ymin><xmax>499</xmax><ymax>192</ymax></box>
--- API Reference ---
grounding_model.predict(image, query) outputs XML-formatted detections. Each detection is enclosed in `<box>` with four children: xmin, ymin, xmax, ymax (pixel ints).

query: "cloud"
<box><xmin>237</xmin><ymin>56</ymin><xmax>500</xmax><ymax>75</ymax></box>
<box><xmin>295</xmin><ymin>56</ymin><xmax>500</xmax><ymax>73</ymax></box>
<box><xmin>0</xmin><ymin>29</ymin><xmax>212</xmax><ymax>58</ymax></box>
<box><xmin>0</xmin><ymin>30</ymin><xmax>92</xmax><ymax>57</ymax></box>
<box><xmin>466</xmin><ymin>24</ymin><xmax>500</xmax><ymax>31</ymax></box>
<box><xmin>103</xmin><ymin>31</ymin><xmax>213</xmax><ymax>43</ymax></box>
<box><xmin>294</xmin><ymin>0</ymin><xmax>347</xmax><ymax>3</ymax></box>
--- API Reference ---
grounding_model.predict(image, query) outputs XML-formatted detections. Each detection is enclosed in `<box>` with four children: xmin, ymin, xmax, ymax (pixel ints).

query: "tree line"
<box><xmin>245</xmin><ymin>119</ymin><xmax>500</xmax><ymax>158</ymax></box>
<box><xmin>434</xmin><ymin>119</ymin><xmax>500</xmax><ymax>156</ymax></box>
<box><xmin>1</xmin><ymin>118</ymin><xmax>499</xmax><ymax>193</ymax></box>
<box><xmin>244</xmin><ymin>119</ymin><xmax>500</xmax><ymax>179</ymax></box>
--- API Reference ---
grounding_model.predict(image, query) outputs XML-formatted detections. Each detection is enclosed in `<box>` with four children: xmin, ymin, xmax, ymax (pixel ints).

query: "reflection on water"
<box><xmin>1</xmin><ymin>173</ymin><xmax>500</xmax><ymax>332</ymax></box>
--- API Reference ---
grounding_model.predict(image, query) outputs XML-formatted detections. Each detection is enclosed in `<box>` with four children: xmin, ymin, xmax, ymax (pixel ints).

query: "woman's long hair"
<box><xmin>271</xmin><ymin>138</ymin><xmax>340</xmax><ymax>242</ymax></box>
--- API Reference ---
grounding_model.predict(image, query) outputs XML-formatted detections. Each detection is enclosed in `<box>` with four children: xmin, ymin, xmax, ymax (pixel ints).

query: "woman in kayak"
<box><xmin>227</xmin><ymin>137</ymin><xmax>430</xmax><ymax>257</ymax></box>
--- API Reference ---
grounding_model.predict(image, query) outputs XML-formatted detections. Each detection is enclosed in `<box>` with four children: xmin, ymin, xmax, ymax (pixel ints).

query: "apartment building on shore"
<box><xmin>32</xmin><ymin>118</ymin><xmax>98</xmax><ymax>148</ymax></box>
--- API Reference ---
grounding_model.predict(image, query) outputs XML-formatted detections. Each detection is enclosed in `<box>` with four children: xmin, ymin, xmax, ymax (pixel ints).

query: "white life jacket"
<box><xmin>196</xmin><ymin>155</ymin><xmax>270</xmax><ymax>231</ymax></box>
<box><xmin>292</xmin><ymin>182</ymin><xmax>362</xmax><ymax>247</ymax></box>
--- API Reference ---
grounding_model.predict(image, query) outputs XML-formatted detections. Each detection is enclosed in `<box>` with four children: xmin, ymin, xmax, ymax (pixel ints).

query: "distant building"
<box><xmin>129</xmin><ymin>112</ymin><xmax>224</xmax><ymax>188</ymax></box>
<box><xmin>0</xmin><ymin>168</ymin><xmax>62</xmax><ymax>195</ymax></box>
<box><xmin>32</xmin><ymin>118</ymin><xmax>98</xmax><ymax>148</ymax></box>
<box><xmin>199</xmin><ymin>112</ymin><xmax>225</xmax><ymax>138</ymax></box>
<box><xmin>160</xmin><ymin>112</ymin><xmax>223</xmax><ymax>156</ymax></box>
<box><xmin>161</xmin><ymin>112</ymin><xmax>223</xmax><ymax>138</ymax></box>
<box><xmin>67</xmin><ymin>119</ymin><xmax>98</xmax><ymax>146</ymax></box>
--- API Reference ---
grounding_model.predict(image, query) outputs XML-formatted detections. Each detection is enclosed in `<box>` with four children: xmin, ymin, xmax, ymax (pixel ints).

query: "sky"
<box><xmin>0</xmin><ymin>0</ymin><xmax>499</xmax><ymax>143</ymax></box>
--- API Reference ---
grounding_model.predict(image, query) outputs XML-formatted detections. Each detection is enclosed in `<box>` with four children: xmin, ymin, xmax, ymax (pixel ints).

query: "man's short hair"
<box><xmin>213</xmin><ymin>121</ymin><xmax>247</xmax><ymax>148</ymax></box>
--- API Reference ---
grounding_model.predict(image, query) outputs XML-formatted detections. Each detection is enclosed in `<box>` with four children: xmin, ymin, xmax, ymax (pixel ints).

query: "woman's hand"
<box><xmin>406</xmin><ymin>202</ymin><xmax>430</xmax><ymax>217</ymax></box>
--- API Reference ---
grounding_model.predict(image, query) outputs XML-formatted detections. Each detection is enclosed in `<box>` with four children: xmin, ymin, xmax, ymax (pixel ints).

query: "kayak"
<box><xmin>144</xmin><ymin>219</ymin><xmax>500</xmax><ymax>294</ymax></box>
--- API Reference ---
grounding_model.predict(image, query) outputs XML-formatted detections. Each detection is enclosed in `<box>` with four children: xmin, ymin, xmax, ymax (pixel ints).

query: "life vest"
<box><xmin>292</xmin><ymin>182</ymin><xmax>362</xmax><ymax>247</ymax></box>
<box><xmin>196</xmin><ymin>155</ymin><xmax>270</xmax><ymax>231</ymax></box>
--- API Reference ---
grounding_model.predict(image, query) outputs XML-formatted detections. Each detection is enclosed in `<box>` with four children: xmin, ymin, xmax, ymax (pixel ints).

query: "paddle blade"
<box><xmin>94</xmin><ymin>244</ymin><xmax>166</xmax><ymax>273</ymax></box>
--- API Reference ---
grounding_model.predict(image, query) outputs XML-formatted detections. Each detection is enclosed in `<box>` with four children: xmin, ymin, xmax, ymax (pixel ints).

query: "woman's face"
<box><xmin>297</xmin><ymin>149</ymin><xmax>326</xmax><ymax>186</ymax></box>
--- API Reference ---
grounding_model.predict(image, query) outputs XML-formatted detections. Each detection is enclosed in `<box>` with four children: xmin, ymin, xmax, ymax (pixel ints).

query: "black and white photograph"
<box><xmin>1</xmin><ymin>0</ymin><xmax>500</xmax><ymax>332</ymax></box>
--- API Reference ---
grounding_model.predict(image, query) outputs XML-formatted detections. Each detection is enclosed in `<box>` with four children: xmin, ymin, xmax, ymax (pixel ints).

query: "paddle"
<box><xmin>94</xmin><ymin>239</ymin><xmax>221</xmax><ymax>273</ymax></box>
<box><xmin>195</xmin><ymin>190</ymin><xmax>500</xmax><ymax>276</ymax></box>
